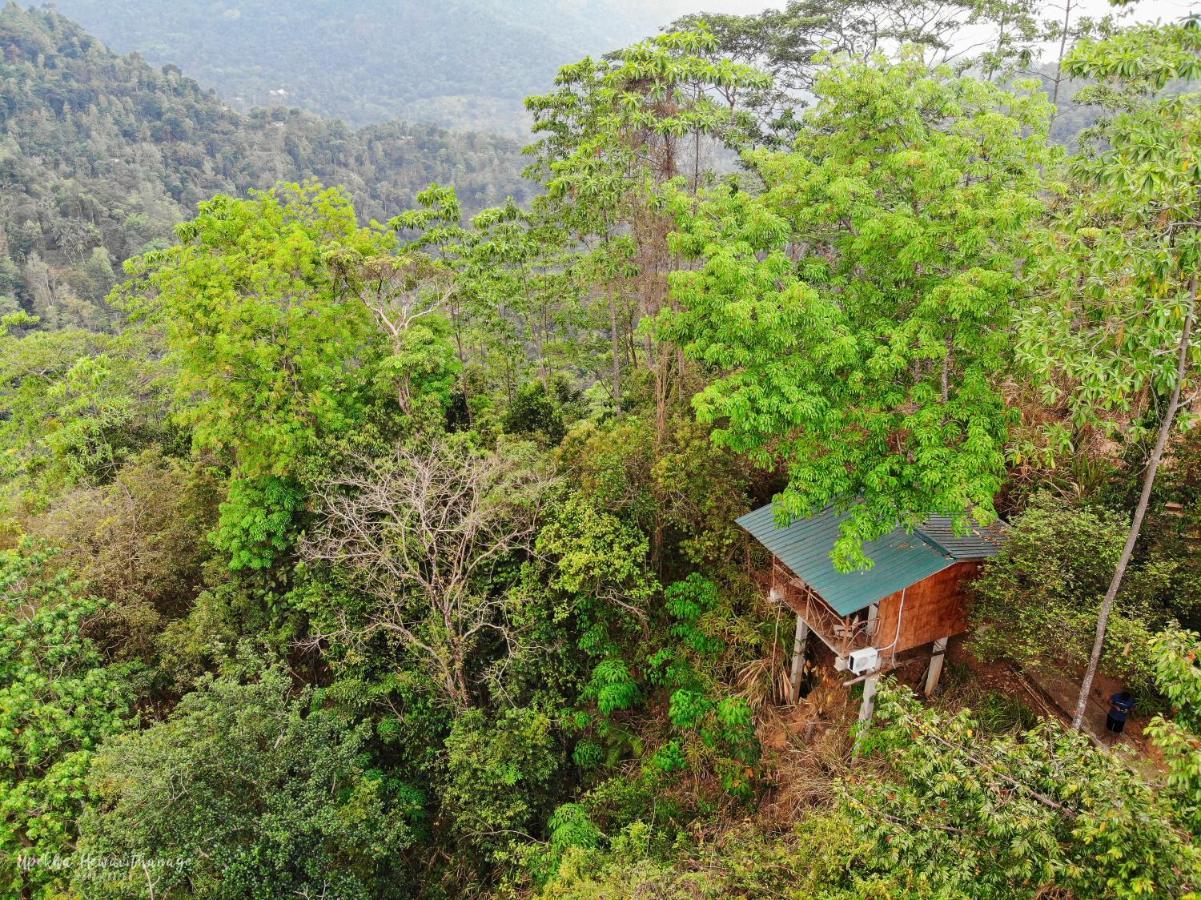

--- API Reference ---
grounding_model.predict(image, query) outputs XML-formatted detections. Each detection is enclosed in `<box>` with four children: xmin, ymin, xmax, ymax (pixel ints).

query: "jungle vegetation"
<box><xmin>2</xmin><ymin>2</ymin><xmax>1201</xmax><ymax>897</ymax></box>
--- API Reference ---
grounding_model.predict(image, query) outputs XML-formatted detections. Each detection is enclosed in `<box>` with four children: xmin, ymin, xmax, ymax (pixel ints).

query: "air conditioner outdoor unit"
<box><xmin>848</xmin><ymin>647</ymin><xmax>879</xmax><ymax>676</ymax></box>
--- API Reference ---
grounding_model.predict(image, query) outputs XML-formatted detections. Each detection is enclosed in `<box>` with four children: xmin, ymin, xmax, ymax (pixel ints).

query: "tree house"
<box><xmin>737</xmin><ymin>504</ymin><xmax>1007</xmax><ymax>715</ymax></box>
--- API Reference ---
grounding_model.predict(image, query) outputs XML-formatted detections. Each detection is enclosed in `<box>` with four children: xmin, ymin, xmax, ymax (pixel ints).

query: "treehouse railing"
<box><xmin>771</xmin><ymin>559</ymin><xmax>872</xmax><ymax>658</ymax></box>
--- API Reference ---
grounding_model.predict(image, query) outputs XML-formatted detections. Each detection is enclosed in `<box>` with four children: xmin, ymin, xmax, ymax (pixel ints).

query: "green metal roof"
<box><xmin>736</xmin><ymin>503</ymin><xmax>1006</xmax><ymax>617</ymax></box>
<box><xmin>912</xmin><ymin>516</ymin><xmax>1008</xmax><ymax>559</ymax></box>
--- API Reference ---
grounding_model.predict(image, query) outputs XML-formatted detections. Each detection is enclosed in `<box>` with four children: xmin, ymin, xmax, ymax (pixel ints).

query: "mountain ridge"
<box><xmin>0</xmin><ymin>4</ymin><xmax>532</xmax><ymax>328</ymax></box>
<box><xmin>47</xmin><ymin>0</ymin><xmax>675</xmax><ymax>134</ymax></box>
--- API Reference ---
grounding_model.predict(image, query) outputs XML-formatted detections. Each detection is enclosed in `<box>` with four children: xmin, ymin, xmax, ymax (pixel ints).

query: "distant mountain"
<box><xmin>0</xmin><ymin>5</ymin><xmax>532</xmax><ymax>329</ymax></box>
<box><xmin>47</xmin><ymin>0</ymin><xmax>678</xmax><ymax>134</ymax></box>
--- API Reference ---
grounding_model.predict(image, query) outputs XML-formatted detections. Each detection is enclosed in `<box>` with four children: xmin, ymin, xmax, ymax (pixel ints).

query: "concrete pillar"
<box><xmin>866</xmin><ymin>603</ymin><xmax>879</xmax><ymax>639</ymax></box>
<box><xmin>924</xmin><ymin>636</ymin><xmax>949</xmax><ymax>698</ymax></box>
<box><xmin>788</xmin><ymin>614</ymin><xmax>810</xmax><ymax>703</ymax></box>
<box><xmin>858</xmin><ymin>673</ymin><xmax>879</xmax><ymax>724</ymax></box>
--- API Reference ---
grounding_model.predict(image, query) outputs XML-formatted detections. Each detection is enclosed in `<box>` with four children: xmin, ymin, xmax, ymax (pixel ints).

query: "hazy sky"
<box><xmin>627</xmin><ymin>0</ymin><xmax>1195</xmax><ymax>51</ymax></box>
<box><xmin>633</xmin><ymin>0</ymin><xmax>1193</xmax><ymax>26</ymax></box>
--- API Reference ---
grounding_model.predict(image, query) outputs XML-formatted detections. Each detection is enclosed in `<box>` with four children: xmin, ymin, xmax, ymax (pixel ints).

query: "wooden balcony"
<box><xmin>771</xmin><ymin>559</ymin><xmax>873</xmax><ymax>658</ymax></box>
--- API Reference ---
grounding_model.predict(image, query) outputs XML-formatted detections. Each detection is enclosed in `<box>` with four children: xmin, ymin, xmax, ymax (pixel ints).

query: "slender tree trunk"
<box><xmin>609</xmin><ymin>292</ymin><xmax>622</xmax><ymax>411</ymax></box>
<box><xmin>1048</xmin><ymin>0</ymin><xmax>1076</xmax><ymax>127</ymax></box>
<box><xmin>1072</xmin><ymin>280</ymin><xmax>1196</xmax><ymax>730</ymax></box>
<box><xmin>451</xmin><ymin>302</ymin><xmax>473</xmax><ymax>426</ymax></box>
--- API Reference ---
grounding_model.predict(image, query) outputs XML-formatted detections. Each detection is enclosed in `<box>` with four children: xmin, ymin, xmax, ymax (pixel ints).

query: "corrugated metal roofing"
<box><xmin>913</xmin><ymin>516</ymin><xmax>1008</xmax><ymax>559</ymax></box>
<box><xmin>736</xmin><ymin>503</ymin><xmax>1007</xmax><ymax>617</ymax></box>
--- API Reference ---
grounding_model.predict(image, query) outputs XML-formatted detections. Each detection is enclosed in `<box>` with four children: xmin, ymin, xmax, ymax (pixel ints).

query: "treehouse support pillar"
<box><xmin>858</xmin><ymin>673</ymin><xmax>879</xmax><ymax>724</ymax></box>
<box><xmin>788</xmin><ymin>614</ymin><xmax>810</xmax><ymax>703</ymax></box>
<box><xmin>924</xmin><ymin>636</ymin><xmax>949</xmax><ymax>698</ymax></box>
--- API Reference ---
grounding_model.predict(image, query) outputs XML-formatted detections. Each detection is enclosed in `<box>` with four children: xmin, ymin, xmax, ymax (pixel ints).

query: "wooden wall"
<box><xmin>872</xmin><ymin>561</ymin><xmax>979</xmax><ymax>657</ymax></box>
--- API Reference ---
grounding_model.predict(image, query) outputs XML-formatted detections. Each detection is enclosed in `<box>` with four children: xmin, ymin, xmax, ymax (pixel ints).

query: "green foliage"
<box><xmin>1147</xmin><ymin>629</ymin><xmax>1201</xmax><ymax>834</ymax></box>
<box><xmin>442</xmin><ymin>706</ymin><xmax>564</xmax><ymax>859</ymax></box>
<box><xmin>843</xmin><ymin>682</ymin><xmax>1200</xmax><ymax>898</ymax></box>
<box><xmin>526</xmin><ymin>27</ymin><xmax>769</xmax><ymax>224</ymax></box>
<box><xmin>212</xmin><ymin>476</ymin><xmax>305</xmax><ymax>571</ymax></box>
<box><xmin>76</xmin><ymin>667</ymin><xmax>421</xmax><ymax>898</ymax></box>
<box><xmin>0</xmin><ymin>326</ymin><xmax>177</xmax><ymax>495</ymax></box>
<box><xmin>584</xmin><ymin>659</ymin><xmax>639</xmax><ymax>716</ymax></box>
<box><xmin>664</xmin><ymin>574</ymin><xmax>722</xmax><ymax>658</ymax></box>
<box><xmin>667</xmin><ymin>689</ymin><xmax>711</xmax><ymax>731</ymax></box>
<box><xmin>525</xmin><ymin>28</ymin><xmax>770</xmax><ymax>414</ymax></box>
<box><xmin>504</xmin><ymin>382</ymin><xmax>566</xmax><ymax>445</ymax></box>
<box><xmin>6</xmin><ymin>7</ymin><xmax>1201</xmax><ymax>897</ymax></box>
<box><xmin>545</xmin><ymin>803</ymin><xmax>603</xmax><ymax>861</ymax></box>
<box><xmin>661</xmin><ymin>55</ymin><xmax>1051</xmax><ymax>569</ymax></box>
<box><xmin>971</xmin><ymin>493</ymin><xmax>1169</xmax><ymax>696</ymax></box>
<box><xmin>1020</xmin><ymin>22</ymin><xmax>1201</xmax><ymax>444</ymax></box>
<box><xmin>127</xmin><ymin>183</ymin><xmax>391</xmax><ymax>478</ymax></box>
<box><xmin>558</xmin><ymin>416</ymin><xmax>751</xmax><ymax>571</ymax></box>
<box><xmin>0</xmin><ymin>545</ymin><xmax>139</xmax><ymax>897</ymax></box>
<box><xmin>31</xmin><ymin>449</ymin><xmax>220</xmax><ymax>661</ymax></box>
<box><xmin>671</xmin><ymin>0</ymin><xmax>1055</xmax><ymax>147</ymax></box>
<box><xmin>973</xmin><ymin>690</ymin><xmax>1040</xmax><ymax>734</ymax></box>
<box><xmin>537</xmin><ymin>496</ymin><xmax>659</xmax><ymax>657</ymax></box>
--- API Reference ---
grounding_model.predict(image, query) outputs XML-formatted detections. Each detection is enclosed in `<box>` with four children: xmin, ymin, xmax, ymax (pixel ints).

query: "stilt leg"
<box><xmin>788</xmin><ymin>614</ymin><xmax>810</xmax><ymax>703</ymax></box>
<box><xmin>858</xmin><ymin>673</ymin><xmax>879</xmax><ymax>724</ymax></box>
<box><xmin>924</xmin><ymin>636</ymin><xmax>949</xmax><ymax>698</ymax></box>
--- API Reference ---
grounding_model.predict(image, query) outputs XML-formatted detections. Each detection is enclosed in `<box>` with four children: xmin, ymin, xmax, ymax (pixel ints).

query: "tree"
<box><xmin>844</xmin><ymin>682</ymin><xmax>1200</xmax><ymax>897</ymax></box>
<box><xmin>370</xmin><ymin>183</ymin><xmax>463</xmax><ymax>420</ymax></box>
<box><xmin>661</xmin><ymin>55</ymin><xmax>1051</xmax><ymax>569</ymax></box>
<box><xmin>970</xmin><ymin>494</ymin><xmax>1169</xmax><ymax>699</ymax></box>
<box><xmin>1016</xmin><ymin>20</ymin><xmax>1201</xmax><ymax>728</ymax></box>
<box><xmin>525</xmin><ymin>28</ymin><xmax>769</xmax><ymax>421</ymax></box>
<box><xmin>75</xmin><ymin>668</ymin><xmax>422</xmax><ymax>898</ymax></box>
<box><xmin>0</xmin><ymin>325</ymin><xmax>176</xmax><ymax>494</ymax></box>
<box><xmin>32</xmin><ymin>449</ymin><xmax>220</xmax><ymax>660</ymax></box>
<box><xmin>301</xmin><ymin>438</ymin><xmax>553</xmax><ymax>708</ymax></box>
<box><xmin>441</xmin><ymin>706</ymin><xmax>564</xmax><ymax>859</ymax></box>
<box><xmin>673</xmin><ymin>0</ymin><xmax>1045</xmax><ymax>145</ymax></box>
<box><xmin>123</xmin><ymin>182</ymin><xmax>390</xmax><ymax>480</ymax></box>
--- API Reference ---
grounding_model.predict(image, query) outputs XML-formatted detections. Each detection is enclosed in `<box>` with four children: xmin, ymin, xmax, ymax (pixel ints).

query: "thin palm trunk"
<box><xmin>1072</xmin><ymin>280</ymin><xmax>1196</xmax><ymax>729</ymax></box>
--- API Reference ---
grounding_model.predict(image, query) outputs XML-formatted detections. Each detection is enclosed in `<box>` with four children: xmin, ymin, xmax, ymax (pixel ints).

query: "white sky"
<box><xmin>633</xmin><ymin>0</ymin><xmax>1195</xmax><ymax>28</ymax></box>
<box><xmin>626</xmin><ymin>0</ymin><xmax>1198</xmax><ymax>58</ymax></box>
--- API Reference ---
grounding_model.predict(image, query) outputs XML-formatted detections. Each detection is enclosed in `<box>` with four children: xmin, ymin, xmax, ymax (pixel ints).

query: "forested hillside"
<box><xmin>3</xmin><ymin>2</ymin><xmax>1201</xmax><ymax>898</ymax></box>
<box><xmin>50</xmin><ymin>0</ymin><xmax>678</xmax><ymax>133</ymax></box>
<box><xmin>0</xmin><ymin>5</ymin><xmax>530</xmax><ymax>329</ymax></box>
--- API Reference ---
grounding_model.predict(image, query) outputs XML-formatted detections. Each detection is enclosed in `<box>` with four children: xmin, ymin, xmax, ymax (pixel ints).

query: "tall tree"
<box><xmin>1017</xmin><ymin>19</ymin><xmax>1201</xmax><ymax>729</ymax></box>
<box><xmin>673</xmin><ymin>0</ymin><xmax>1049</xmax><ymax>145</ymax></box>
<box><xmin>661</xmin><ymin>54</ymin><xmax>1051</xmax><ymax>569</ymax></box>
<box><xmin>524</xmin><ymin>27</ymin><xmax>769</xmax><ymax>425</ymax></box>
<box><xmin>123</xmin><ymin>183</ymin><xmax>391</xmax><ymax>480</ymax></box>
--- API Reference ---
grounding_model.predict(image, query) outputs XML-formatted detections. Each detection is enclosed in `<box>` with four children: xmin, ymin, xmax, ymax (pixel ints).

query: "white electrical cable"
<box><xmin>874</xmin><ymin>586</ymin><xmax>907</xmax><ymax>654</ymax></box>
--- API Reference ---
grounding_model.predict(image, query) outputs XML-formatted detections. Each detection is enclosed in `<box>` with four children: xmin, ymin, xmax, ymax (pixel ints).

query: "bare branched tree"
<box><xmin>301</xmin><ymin>439</ymin><xmax>553</xmax><ymax>708</ymax></box>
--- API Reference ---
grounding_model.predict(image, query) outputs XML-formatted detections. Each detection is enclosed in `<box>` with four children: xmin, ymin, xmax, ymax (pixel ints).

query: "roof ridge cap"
<box><xmin>912</xmin><ymin>521</ymin><xmax>955</xmax><ymax>558</ymax></box>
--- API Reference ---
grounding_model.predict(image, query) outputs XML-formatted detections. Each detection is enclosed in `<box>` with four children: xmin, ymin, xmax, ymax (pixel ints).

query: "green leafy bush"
<box><xmin>971</xmin><ymin>493</ymin><xmax>1171</xmax><ymax>698</ymax></box>
<box><xmin>0</xmin><ymin>546</ymin><xmax>139</xmax><ymax>897</ymax></box>
<box><xmin>441</xmin><ymin>706</ymin><xmax>564</xmax><ymax>860</ymax></box>
<box><xmin>212</xmin><ymin>476</ymin><xmax>304</xmax><ymax>571</ymax></box>
<box><xmin>75</xmin><ymin>668</ymin><xmax>421</xmax><ymax>898</ymax></box>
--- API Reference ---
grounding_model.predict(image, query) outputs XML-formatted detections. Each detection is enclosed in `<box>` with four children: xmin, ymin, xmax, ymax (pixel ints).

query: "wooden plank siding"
<box><xmin>873</xmin><ymin>561</ymin><xmax>977</xmax><ymax>661</ymax></box>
